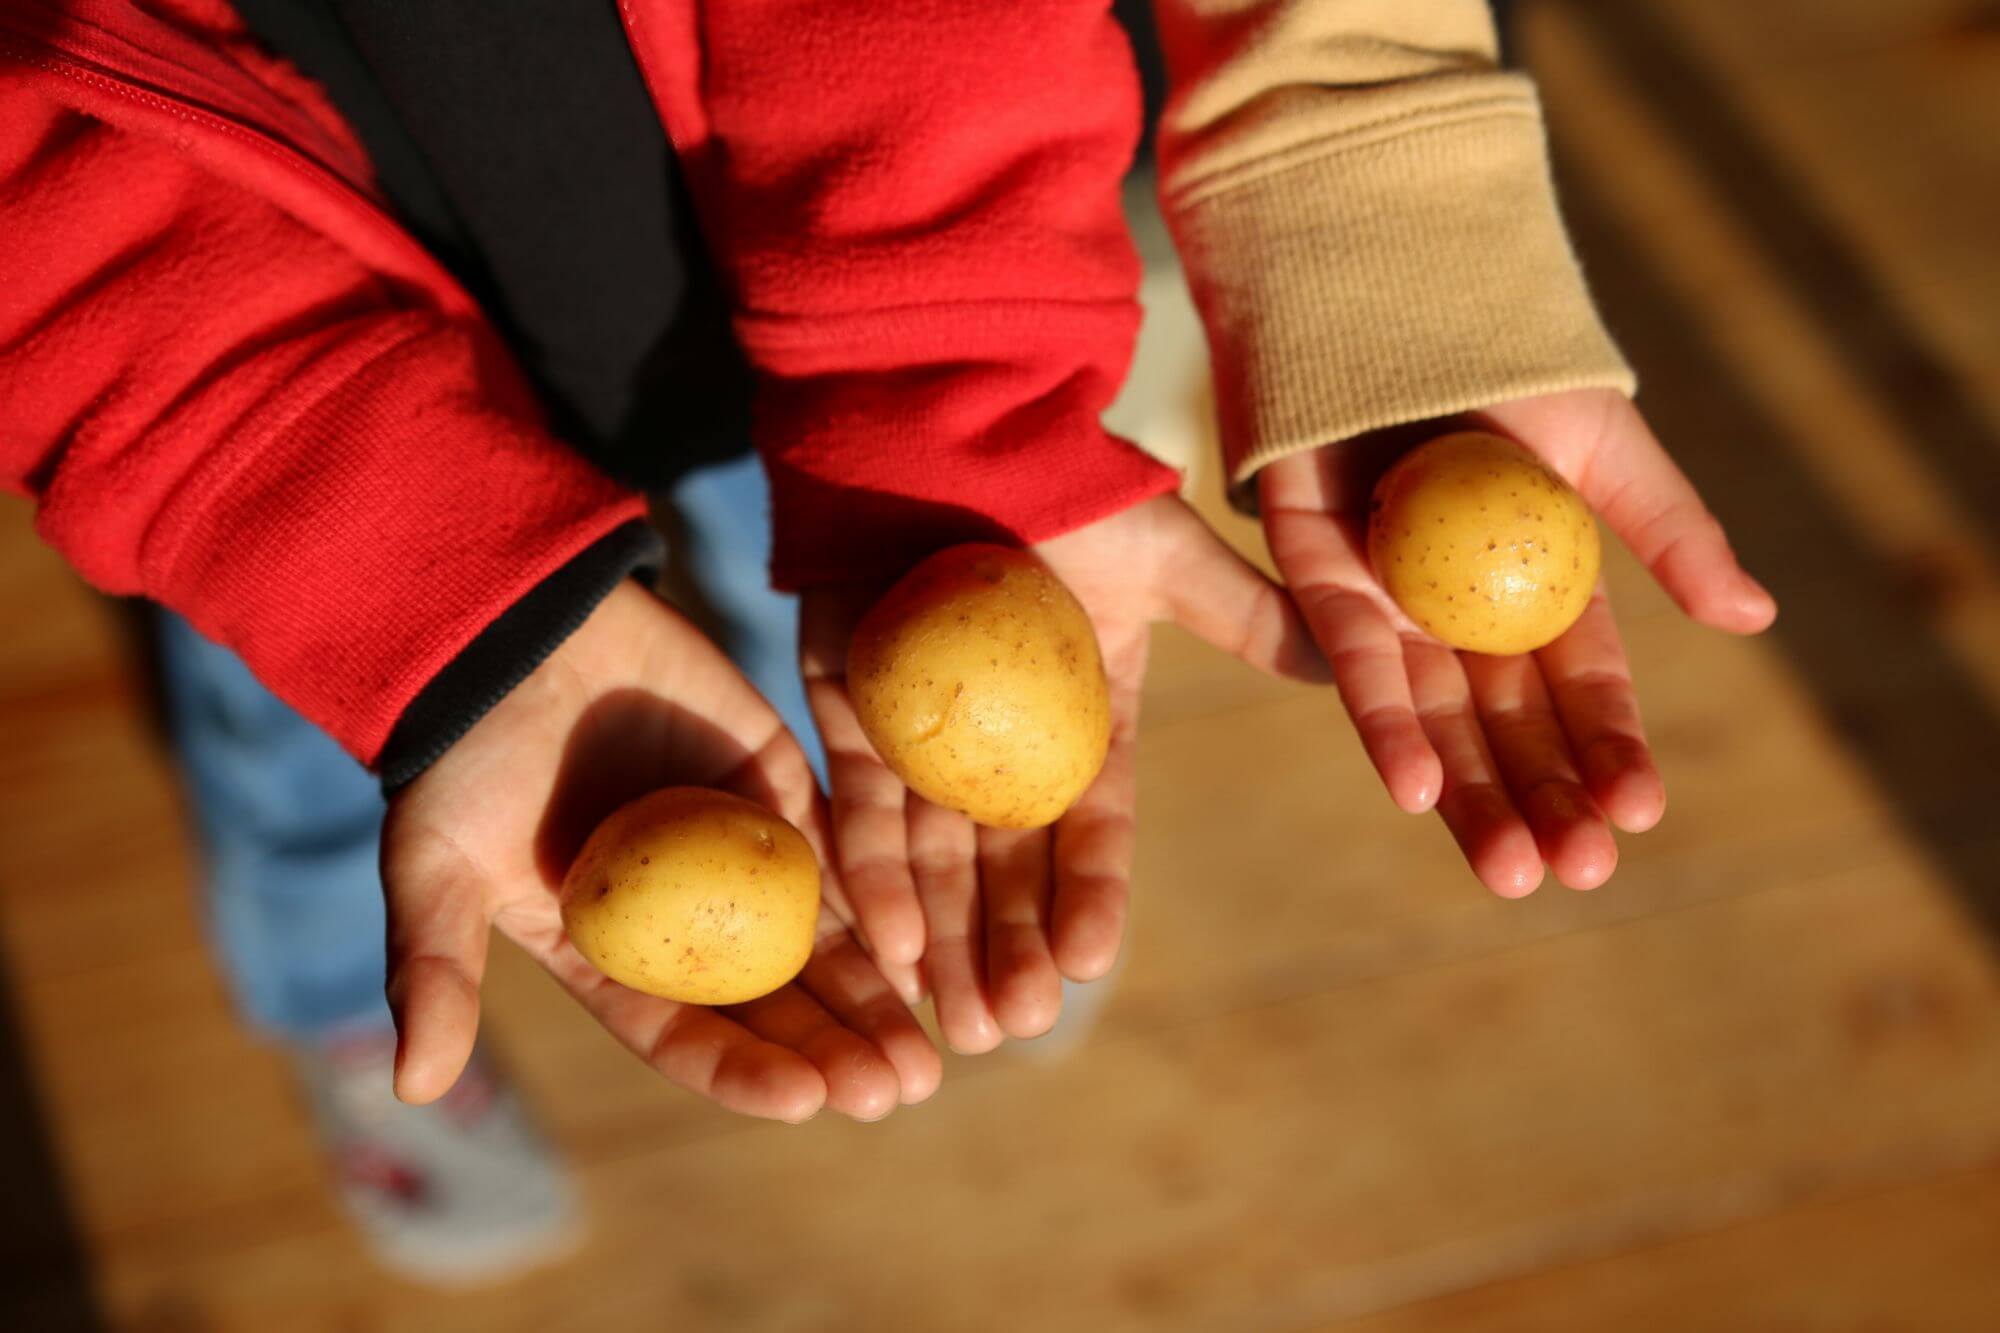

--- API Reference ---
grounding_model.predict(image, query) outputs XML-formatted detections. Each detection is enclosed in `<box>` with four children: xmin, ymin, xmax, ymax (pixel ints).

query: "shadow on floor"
<box><xmin>1551</xmin><ymin>3</ymin><xmax>2000</xmax><ymax>944</ymax></box>
<box><xmin>0</xmin><ymin>944</ymin><xmax>103</xmax><ymax>1330</ymax></box>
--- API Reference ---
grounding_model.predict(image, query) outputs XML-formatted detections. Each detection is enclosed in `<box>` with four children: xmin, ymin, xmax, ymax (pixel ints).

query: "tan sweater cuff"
<box><xmin>1162</xmin><ymin>81</ymin><xmax>1636</xmax><ymax>489</ymax></box>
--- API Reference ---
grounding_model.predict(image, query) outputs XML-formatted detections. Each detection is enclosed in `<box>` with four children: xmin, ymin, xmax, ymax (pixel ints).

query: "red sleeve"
<box><xmin>0</xmin><ymin>81</ymin><xmax>645</xmax><ymax>767</ymax></box>
<box><xmin>623</xmin><ymin>0</ymin><xmax>1181</xmax><ymax>589</ymax></box>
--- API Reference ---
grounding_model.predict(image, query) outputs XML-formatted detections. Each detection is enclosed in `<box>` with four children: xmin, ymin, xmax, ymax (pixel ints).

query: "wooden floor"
<box><xmin>5</xmin><ymin>0</ymin><xmax>2000</xmax><ymax>1327</ymax></box>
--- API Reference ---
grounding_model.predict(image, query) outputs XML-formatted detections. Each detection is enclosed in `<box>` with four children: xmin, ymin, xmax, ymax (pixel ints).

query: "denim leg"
<box><xmin>156</xmin><ymin>612</ymin><xmax>393</xmax><ymax>1042</ymax></box>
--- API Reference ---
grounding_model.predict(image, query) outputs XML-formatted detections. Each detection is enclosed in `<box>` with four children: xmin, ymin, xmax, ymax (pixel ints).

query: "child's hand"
<box><xmin>1260</xmin><ymin>388</ymin><xmax>1776</xmax><ymax>896</ymax></box>
<box><xmin>381</xmin><ymin>580</ymin><xmax>940</xmax><ymax>1121</ymax></box>
<box><xmin>800</xmin><ymin>495</ymin><xmax>1325</xmax><ymax>1052</ymax></box>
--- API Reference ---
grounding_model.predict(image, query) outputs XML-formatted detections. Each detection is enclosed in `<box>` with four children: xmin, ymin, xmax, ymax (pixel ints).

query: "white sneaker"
<box><xmin>291</xmin><ymin>1032</ymin><xmax>581</xmax><ymax>1285</ymax></box>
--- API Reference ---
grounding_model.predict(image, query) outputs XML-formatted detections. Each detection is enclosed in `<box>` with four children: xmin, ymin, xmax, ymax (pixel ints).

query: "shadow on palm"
<box><xmin>532</xmin><ymin>688</ymin><xmax>791</xmax><ymax>890</ymax></box>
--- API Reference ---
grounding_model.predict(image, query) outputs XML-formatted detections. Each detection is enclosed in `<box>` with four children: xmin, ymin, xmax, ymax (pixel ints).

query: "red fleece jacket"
<box><xmin>0</xmin><ymin>0</ymin><xmax>1177</xmax><ymax>767</ymax></box>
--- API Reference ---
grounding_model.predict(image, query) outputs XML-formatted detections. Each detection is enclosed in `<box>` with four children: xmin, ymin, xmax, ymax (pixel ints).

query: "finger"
<box><xmin>1536</xmin><ymin>591</ymin><xmax>1665</xmax><ymax>833</ymax></box>
<box><xmin>1154</xmin><ymin>499</ymin><xmax>1330</xmax><ymax>682</ymax></box>
<box><xmin>791</xmin><ymin>922</ymin><xmax>943</xmax><ymax>1106</ymax></box>
<box><xmin>728</xmin><ymin>960</ymin><xmax>904</xmax><ymax>1122</ymax></box>
<box><xmin>538</xmin><ymin>941</ymin><xmax>827</xmax><ymax>1123</ymax></box>
<box><xmin>812</xmin><ymin>701</ymin><xmax>926</xmax><ymax>974</ymax></box>
<box><xmin>1405</xmin><ymin>638</ymin><xmax>1545</xmax><ymax>898</ymax></box>
<box><xmin>1461</xmin><ymin>651</ymin><xmax>1619</xmax><ymax>891</ymax></box>
<box><xmin>807</xmin><ymin>689</ymin><xmax>927</xmax><ymax>988</ymax></box>
<box><xmin>1582</xmin><ymin>398</ymin><xmax>1776</xmax><ymax>633</ymax></box>
<box><xmin>1297</xmin><ymin>580</ymin><xmax>1443</xmax><ymax>814</ymax></box>
<box><xmin>977</xmin><ymin>825</ymin><xmax>1063</xmax><ymax>1039</ymax></box>
<box><xmin>798</xmin><ymin>593</ymin><xmax>928</xmax><ymax>987</ymax></box>
<box><xmin>1052</xmin><ymin>683</ymin><xmax>1140</xmax><ymax>982</ymax></box>
<box><xmin>381</xmin><ymin>825</ymin><xmax>491</xmax><ymax>1106</ymax></box>
<box><xmin>906</xmin><ymin>795</ymin><xmax>1001</xmax><ymax>1054</ymax></box>
<box><xmin>1264</xmin><ymin>504</ymin><xmax>1441</xmax><ymax>814</ymax></box>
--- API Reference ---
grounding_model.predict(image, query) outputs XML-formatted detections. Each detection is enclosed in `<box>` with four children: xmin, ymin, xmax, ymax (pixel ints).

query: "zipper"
<box><xmin>0</xmin><ymin>25</ymin><xmax>479</xmax><ymax>319</ymax></box>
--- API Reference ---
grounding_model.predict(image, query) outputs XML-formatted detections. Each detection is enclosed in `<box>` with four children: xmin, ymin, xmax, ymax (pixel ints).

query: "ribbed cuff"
<box><xmin>1163</xmin><ymin>86</ymin><xmax>1635</xmax><ymax>497</ymax></box>
<box><xmin>377</xmin><ymin>519</ymin><xmax>664</xmax><ymax>789</ymax></box>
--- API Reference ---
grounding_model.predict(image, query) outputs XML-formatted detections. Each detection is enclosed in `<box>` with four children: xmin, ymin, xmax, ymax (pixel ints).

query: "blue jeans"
<box><xmin>159</xmin><ymin>453</ymin><xmax>817</xmax><ymax>1042</ymax></box>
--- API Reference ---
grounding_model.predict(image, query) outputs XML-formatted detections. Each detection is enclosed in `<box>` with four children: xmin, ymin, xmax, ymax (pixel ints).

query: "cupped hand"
<box><xmin>1261</xmin><ymin>388</ymin><xmax>1776</xmax><ymax>896</ymax></box>
<box><xmin>381</xmin><ymin>580</ymin><xmax>940</xmax><ymax>1122</ymax></box>
<box><xmin>801</xmin><ymin>495</ymin><xmax>1327</xmax><ymax>1053</ymax></box>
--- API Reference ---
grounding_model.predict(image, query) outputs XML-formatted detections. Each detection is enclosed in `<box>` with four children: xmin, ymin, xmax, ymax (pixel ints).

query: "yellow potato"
<box><xmin>1367</xmin><ymin>431</ymin><xmax>1599</xmax><ymax>655</ymax></box>
<box><xmin>560</xmin><ymin>788</ymin><xmax>819</xmax><ymax>1006</ymax></box>
<box><xmin>849</xmin><ymin>544</ymin><xmax>1110</xmax><ymax>829</ymax></box>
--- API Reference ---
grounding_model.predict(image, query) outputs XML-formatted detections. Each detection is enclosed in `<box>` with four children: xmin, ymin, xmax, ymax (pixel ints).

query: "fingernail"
<box><xmin>1742</xmin><ymin>572</ymin><xmax>1777</xmax><ymax>617</ymax></box>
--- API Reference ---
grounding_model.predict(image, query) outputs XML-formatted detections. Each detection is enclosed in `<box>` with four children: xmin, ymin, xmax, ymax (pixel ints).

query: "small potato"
<box><xmin>849</xmin><ymin>544</ymin><xmax>1110</xmax><ymax>829</ymax></box>
<box><xmin>560</xmin><ymin>788</ymin><xmax>819</xmax><ymax>1006</ymax></box>
<box><xmin>1367</xmin><ymin>431</ymin><xmax>1599</xmax><ymax>655</ymax></box>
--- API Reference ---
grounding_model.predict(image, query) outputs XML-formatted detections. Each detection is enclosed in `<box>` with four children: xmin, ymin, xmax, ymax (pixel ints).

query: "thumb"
<box><xmin>1154</xmin><ymin>499</ymin><xmax>1331</xmax><ymax>682</ymax></box>
<box><xmin>1568</xmin><ymin>396</ymin><xmax>1777</xmax><ymax>635</ymax></box>
<box><xmin>381</xmin><ymin>815</ymin><xmax>491</xmax><ymax>1105</ymax></box>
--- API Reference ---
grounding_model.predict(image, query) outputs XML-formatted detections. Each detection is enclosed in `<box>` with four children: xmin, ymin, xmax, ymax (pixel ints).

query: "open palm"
<box><xmin>1262</xmin><ymin>388</ymin><xmax>1776</xmax><ymax>895</ymax></box>
<box><xmin>802</xmin><ymin>495</ymin><xmax>1326</xmax><ymax>1052</ymax></box>
<box><xmin>381</xmin><ymin>581</ymin><xmax>940</xmax><ymax>1121</ymax></box>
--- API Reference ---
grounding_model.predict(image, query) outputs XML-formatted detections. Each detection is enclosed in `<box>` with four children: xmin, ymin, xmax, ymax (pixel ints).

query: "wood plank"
<box><xmin>0</xmin><ymin>708</ymin><xmax>202</xmax><ymax>987</ymax></box>
<box><xmin>0</xmin><ymin>502</ymin><xmax>120</xmax><ymax>704</ymax></box>
<box><xmin>1654</xmin><ymin>0</ymin><xmax>1997</xmax><ymax>69</ymax></box>
<box><xmin>1618</xmin><ymin>0</ymin><xmax>2000</xmax><ymax>426</ymax></box>
<box><xmin>1709</xmin><ymin>40</ymin><xmax>2000</xmax><ymax>429</ymax></box>
<box><xmin>1334</xmin><ymin>1163</ymin><xmax>2000</xmax><ymax>1332</ymax></box>
<box><xmin>84</xmin><ymin>857</ymin><xmax>2000</xmax><ymax>1330</ymax></box>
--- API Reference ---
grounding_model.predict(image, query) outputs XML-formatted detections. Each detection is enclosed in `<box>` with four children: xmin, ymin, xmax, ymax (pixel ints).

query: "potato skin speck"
<box><xmin>848</xmin><ymin>544</ymin><xmax>1110</xmax><ymax>828</ymax></box>
<box><xmin>1366</xmin><ymin>433</ymin><xmax>1599</xmax><ymax>655</ymax></box>
<box><xmin>560</xmin><ymin>788</ymin><xmax>819</xmax><ymax>1005</ymax></box>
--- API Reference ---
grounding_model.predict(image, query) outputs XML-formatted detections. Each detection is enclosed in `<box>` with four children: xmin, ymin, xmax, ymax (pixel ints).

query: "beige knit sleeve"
<box><xmin>1151</xmin><ymin>0</ymin><xmax>1636</xmax><ymax>488</ymax></box>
